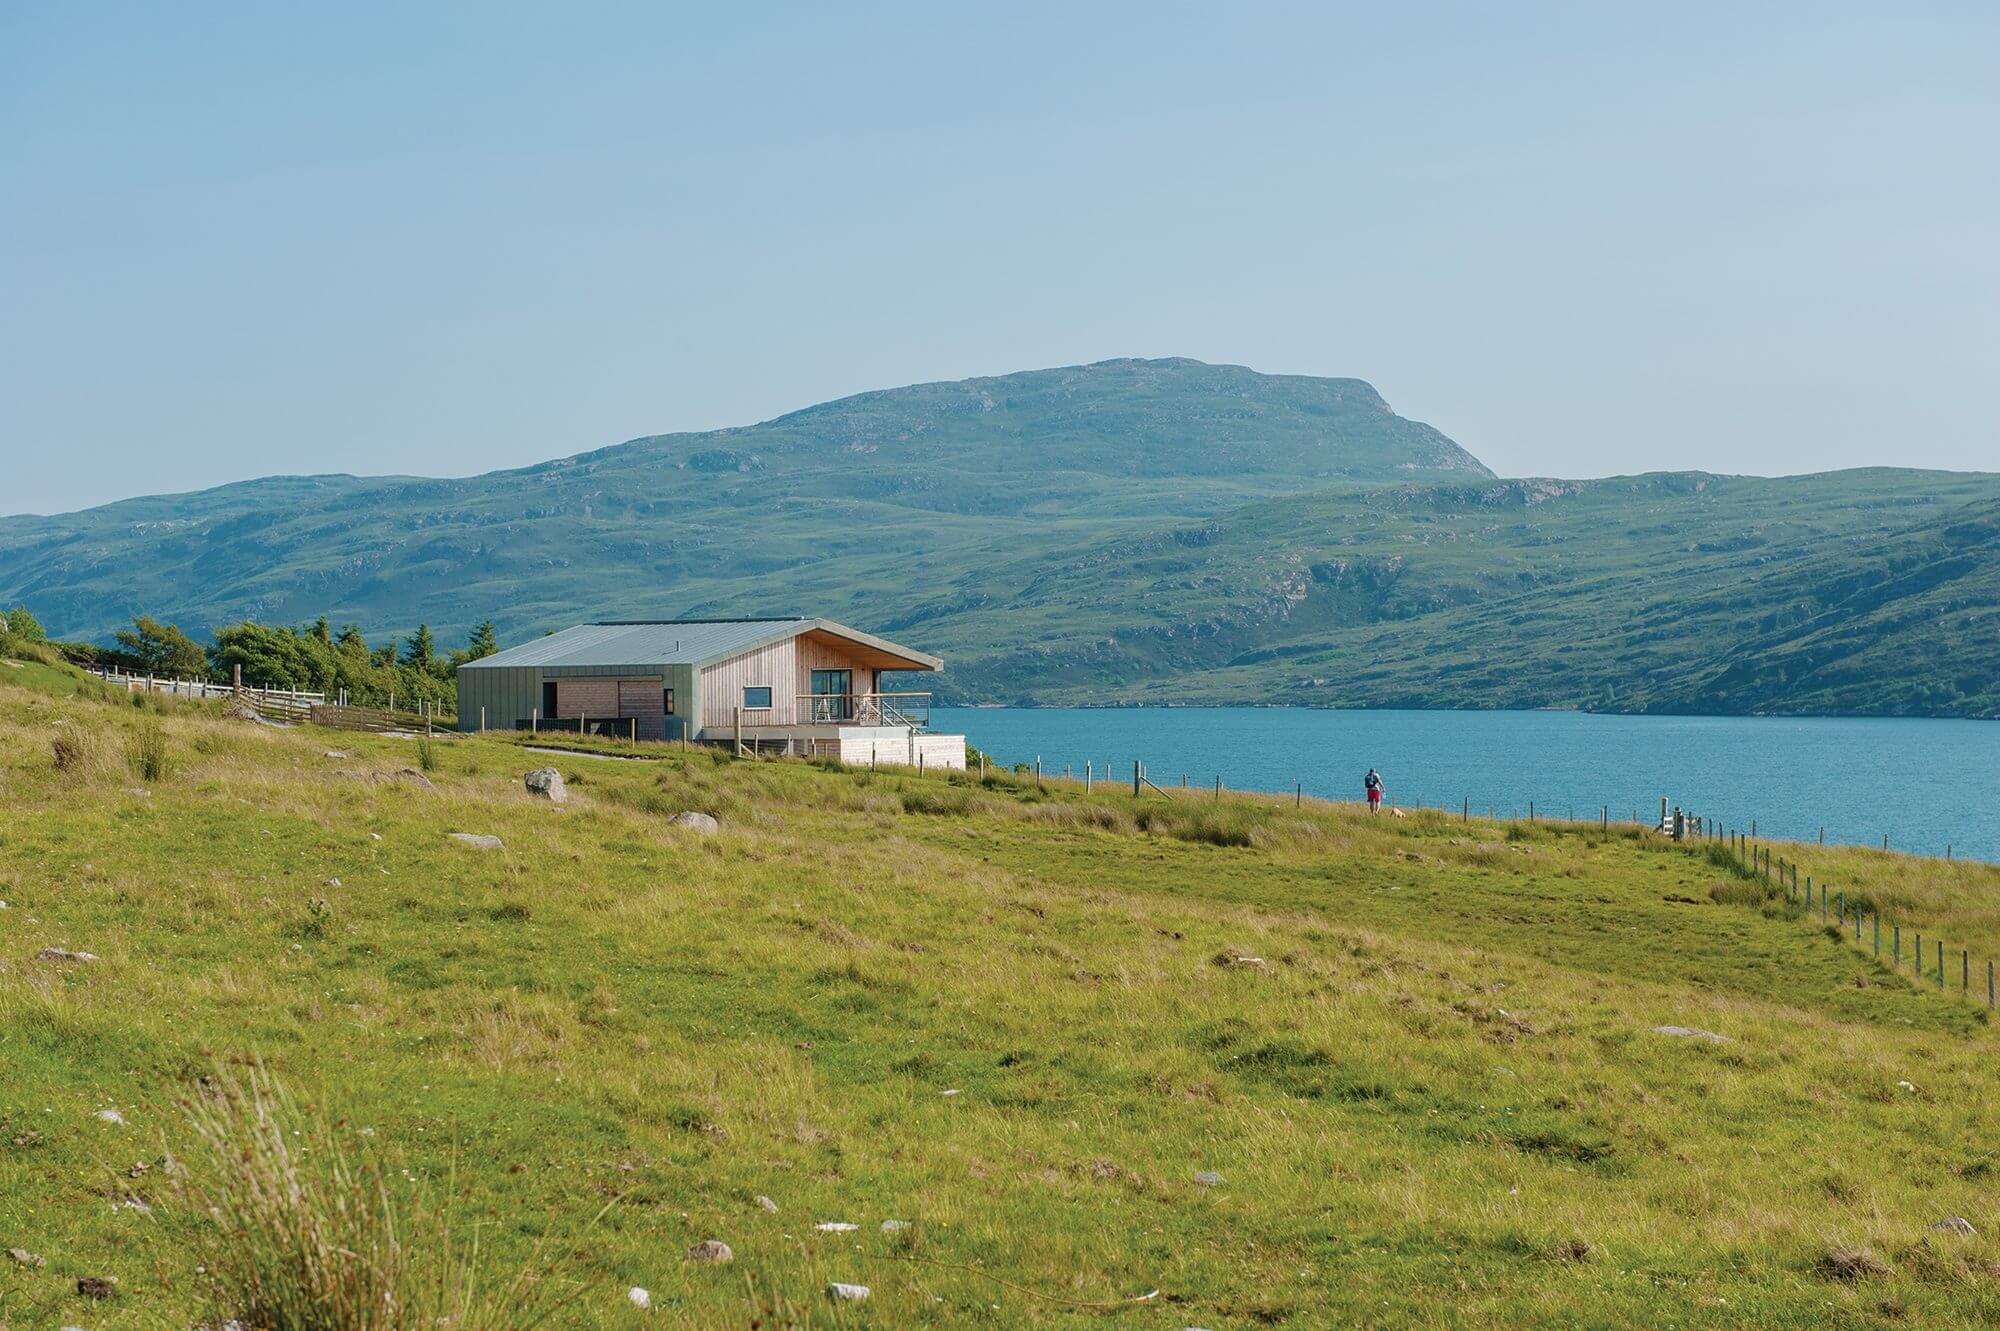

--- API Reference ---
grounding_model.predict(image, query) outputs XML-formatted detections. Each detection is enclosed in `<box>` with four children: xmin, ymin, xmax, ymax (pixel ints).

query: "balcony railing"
<box><xmin>795</xmin><ymin>692</ymin><xmax>931</xmax><ymax>728</ymax></box>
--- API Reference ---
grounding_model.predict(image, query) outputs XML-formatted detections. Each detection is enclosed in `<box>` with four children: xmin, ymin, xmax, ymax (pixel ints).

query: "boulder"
<box><xmin>36</xmin><ymin>947</ymin><xmax>98</xmax><ymax>964</ymax></box>
<box><xmin>448</xmin><ymin>833</ymin><xmax>505</xmax><ymax>851</ymax></box>
<box><xmin>668</xmin><ymin>810</ymin><xmax>719</xmax><ymax>834</ymax></box>
<box><xmin>754</xmin><ymin>1194</ymin><xmax>779</xmax><ymax>1213</ymax></box>
<box><xmin>524</xmin><ymin>768</ymin><xmax>568</xmax><ymax>804</ymax></box>
<box><xmin>686</xmin><ymin>1239</ymin><xmax>734</xmax><ymax>1264</ymax></box>
<box><xmin>627</xmin><ymin>1286</ymin><xmax>650</xmax><ymax>1310</ymax></box>
<box><xmin>826</xmin><ymin>1282</ymin><xmax>871</xmax><ymax>1302</ymax></box>
<box><xmin>8</xmin><ymin>1247</ymin><xmax>44</xmax><ymax>1268</ymax></box>
<box><xmin>1932</xmin><ymin>1216</ymin><xmax>1977</xmax><ymax>1236</ymax></box>
<box><xmin>1651</xmin><ymin>1025</ymin><xmax>1731</xmax><ymax>1043</ymax></box>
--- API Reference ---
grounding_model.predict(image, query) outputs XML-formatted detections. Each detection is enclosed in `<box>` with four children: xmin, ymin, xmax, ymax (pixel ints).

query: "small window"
<box><xmin>663</xmin><ymin>687</ymin><xmax>676</xmax><ymax>716</ymax></box>
<box><xmin>742</xmin><ymin>685</ymin><xmax>773</xmax><ymax>710</ymax></box>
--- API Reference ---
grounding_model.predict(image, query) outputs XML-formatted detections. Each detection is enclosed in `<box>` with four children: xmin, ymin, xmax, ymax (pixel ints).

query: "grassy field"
<box><xmin>5</xmin><ymin>663</ymin><xmax>2000</xmax><ymax>1328</ymax></box>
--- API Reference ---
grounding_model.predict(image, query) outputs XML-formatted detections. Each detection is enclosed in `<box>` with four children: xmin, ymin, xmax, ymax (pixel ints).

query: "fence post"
<box><xmin>1295</xmin><ymin>781</ymin><xmax>1301</xmax><ymax>808</ymax></box>
<box><xmin>1085</xmin><ymin>761</ymin><xmax>1092</xmax><ymax>792</ymax></box>
<box><xmin>1136</xmin><ymin>760</ymin><xmax>1143</xmax><ymax>799</ymax></box>
<box><xmin>532</xmin><ymin>708</ymin><xmax>538</xmax><ymax>735</ymax></box>
<box><xmin>1215</xmin><ymin>775</ymin><xmax>1222</xmax><ymax>803</ymax></box>
<box><xmin>1464</xmin><ymin>799</ymin><xmax>1469</xmax><ymax>823</ymax></box>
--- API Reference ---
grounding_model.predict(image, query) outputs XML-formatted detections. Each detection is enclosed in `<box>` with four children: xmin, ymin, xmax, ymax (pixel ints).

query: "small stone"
<box><xmin>627</xmin><ymin>1285</ymin><xmax>650</xmax><ymax>1309</ymax></box>
<box><xmin>76</xmin><ymin>1274</ymin><xmax>118</xmax><ymax>1299</ymax></box>
<box><xmin>754</xmin><ymin>1194</ymin><xmax>779</xmax><ymax>1213</ymax></box>
<box><xmin>324</xmin><ymin>878</ymin><xmax>342</xmax><ymax>888</ymax></box>
<box><xmin>940</xmin><ymin>1088</ymin><xmax>961</xmax><ymax>1096</ymax></box>
<box><xmin>815</xmin><ymin>1221</ymin><xmax>858</xmax><ymax>1232</ymax></box>
<box><xmin>827</xmin><ymin>1282</ymin><xmax>871</xmax><ymax>1302</ymax></box>
<box><xmin>881</xmin><ymin>1219</ymin><xmax>909</xmax><ymax>1232</ymax></box>
<box><xmin>324</xmin><ymin>749</ymin><xmax>351</xmax><ymax>759</ymax></box>
<box><xmin>36</xmin><ymin>947</ymin><xmax>99</xmax><ymax>964</ymax></box>
<box><xmin>114</xmin><ymin>1194</ymin><xmax>153</xmax><ymax>1215</ymax></box>
<box><xmin>96</xmin><ymin>1108</ymin><xmax>127</xmax><ymax>1125</ymax></box>
<box><xmin>1896</xmin><ymin>1079</ymin><xmax>1917</xmax><ymax>1091</ymax></box>
<box><xmin>1651</xmin><ymin>1025</ymin><xmax>1731</xmax><ymax>1043</ymax></box>
<box><xmin>524</xmin><ymin>768</ymin><xmax>568</xmax><ymax>804</ymax></box>
<box><xmin>667</xmin><ymin>810</ymin><xmax>718</xmax><ymax>834</ymax></box>
<box><xmin>8</xmin><ymin>1247</ymin><xmax>45</xmax><ymax>1268</ymax></box>
<box><xmin>1932</xmin><ymin>1216</ymin><xmax>1977</xmax><ymax>1236</ymax></box>
<box><xmin>1194</xmin><ymin>1170</ymin><xmax>1224</xmax><ymax>1186</ymax></box>
<box><xmin>448</xmin><ymin>833</ymin><xmax>504</xmax><ymax>851</ymax></box>
<box><xmin>369</xmin><ymin>833</ymin><xmax>383</xmax><ymax>841</ymax></box>
<box><xmin>687</xmin><ymin>1239</ymin><xmax>733</xmax><ymax>1263</ymax></box>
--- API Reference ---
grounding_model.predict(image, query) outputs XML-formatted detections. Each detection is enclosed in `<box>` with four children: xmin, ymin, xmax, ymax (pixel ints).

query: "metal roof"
<box><xmin>461</xmin><ymin>618</ymin><xmax>941</xmax><ymax>671</ymax></box>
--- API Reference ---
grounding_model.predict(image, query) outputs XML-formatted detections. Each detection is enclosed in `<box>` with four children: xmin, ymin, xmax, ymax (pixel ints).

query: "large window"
<box><xmin>742</xmin><ymin>685</ymin><xmax>773</xmax><ymax>710</ymax></box>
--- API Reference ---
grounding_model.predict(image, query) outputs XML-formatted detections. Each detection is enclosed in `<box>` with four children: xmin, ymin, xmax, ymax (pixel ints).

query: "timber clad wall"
<box><xmin>701</xmin><ymin>638</ymin><xmax>800</xmax><ymax>729</ymax></box>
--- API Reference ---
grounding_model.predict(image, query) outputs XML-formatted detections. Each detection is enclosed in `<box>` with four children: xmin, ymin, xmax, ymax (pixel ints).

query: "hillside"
<box><xmin>0</xmin><ymin>358</ymin><xmax>1486</xmax><ymax>644</ymax></box>
<box><xmin>4</xmin><ymin>359</ymin><xmax>1998</xmax><ymax>717</ymax></box>
<box><xmin>5</xmin><ymin>668</ymin><xmax>2000</xmax><ymax>1327</ymax></box>
<box><xmin>927</xmin><ymin>470</ymin><xmax>2000</xmax><ymax>716</ymax></box>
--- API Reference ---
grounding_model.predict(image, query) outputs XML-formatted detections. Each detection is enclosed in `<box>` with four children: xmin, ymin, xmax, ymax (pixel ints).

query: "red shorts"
<box><xmin>1367</xmin><ymin>789</ymin><xmax>1382</xmax><ymax>804</ymax></box>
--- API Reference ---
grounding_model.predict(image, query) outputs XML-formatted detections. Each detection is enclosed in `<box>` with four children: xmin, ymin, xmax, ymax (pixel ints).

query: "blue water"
<box><xmin>934</xmin><ymin>707</ymin><xmax>2000</xmax><ymax>863</ymax></box>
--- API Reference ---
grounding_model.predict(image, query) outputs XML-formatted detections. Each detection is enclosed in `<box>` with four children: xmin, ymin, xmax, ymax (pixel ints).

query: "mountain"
<box><xmin>0</xmin><ymin>358</ymin><xmax>1486</xmax><ymax>641</ymax></box>
<box><xmin>2</xmin><ymin>358</ymin><xmax>1997</xmax><ymax>717</ymax></box>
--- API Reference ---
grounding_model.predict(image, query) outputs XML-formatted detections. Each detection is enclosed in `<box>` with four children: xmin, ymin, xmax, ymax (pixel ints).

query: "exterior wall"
<box><xmin>700</xmin><ymin>637</ymin><xmax>799</xmax><ymax>730</ymax></box>
<box><xmin>458</xmin><ymin>663</ymin><xmax>682</xmax><ymax>738</ymax></box>
<box><xmin>830</xmin><ymin>729</ymin><xmax>967</xmax><ymax>770</ymax></box>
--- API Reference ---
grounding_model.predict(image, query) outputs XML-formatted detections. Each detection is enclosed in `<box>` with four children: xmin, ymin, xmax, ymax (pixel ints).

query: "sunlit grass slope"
<box><xmin>4</xmin><ymin>667</ymin><xmax>2000</xmax><ymax>1328</ymax></box>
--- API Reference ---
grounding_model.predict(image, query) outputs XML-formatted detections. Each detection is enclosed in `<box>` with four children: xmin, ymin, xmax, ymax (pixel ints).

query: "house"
<box><xmin>455</xmin><ymin>617</ymin><xmax>966</xmax><ymax>768</ymax></box>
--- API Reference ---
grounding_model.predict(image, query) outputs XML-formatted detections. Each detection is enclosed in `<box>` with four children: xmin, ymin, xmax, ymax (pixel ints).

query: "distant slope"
<box><xmin>3</xmin><ymin>358</ymin><xmax>1997</xmax><ymax>717</ymax></box>
<box><xmin>924</xmin><ymin>470</ymin><xmax>2000</xmax><ymax>717</ymax></box>
<box><xmin>0</xmin><ymin>358</ymin><xmax>1487</xmax><ymax>641</ymax></box>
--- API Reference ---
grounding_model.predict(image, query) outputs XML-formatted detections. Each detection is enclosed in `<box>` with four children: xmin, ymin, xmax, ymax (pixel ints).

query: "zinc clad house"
<box><xmin>456</xmin><ymin>618</ymin><xmax>966</xmax><ymax>769</ymax></box>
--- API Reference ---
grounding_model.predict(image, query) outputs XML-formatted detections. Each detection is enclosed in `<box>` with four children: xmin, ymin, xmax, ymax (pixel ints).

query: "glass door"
<box><xmin>809</xmin><ymin>669</ymin><xmax>852</xmax><ymax>721</ymax></box>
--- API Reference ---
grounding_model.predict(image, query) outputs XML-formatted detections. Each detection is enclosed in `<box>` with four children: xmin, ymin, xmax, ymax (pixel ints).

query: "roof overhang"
<box><xmin>791</xmin><ymin>621</ymin><xmax>942</xmax><ymax>672</ymax></box>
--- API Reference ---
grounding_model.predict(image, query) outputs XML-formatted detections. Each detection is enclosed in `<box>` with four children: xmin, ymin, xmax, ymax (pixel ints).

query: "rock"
<box><xmin>1194</xmin><ymin>1170</ymin><xmax>1225</xmax><ymax>1186</ymax></box>
<box><xmin>1651</xmin><ymin>1025</ymin><xmax>1731</xmax><ymax>1043</ymax></box>
<box><xmin>96</xmin><ymin>1109</ymin><xmax>127</xmax><ymax>1125</ymax></box>
<box><xmin>1932</xmin><ymin>1216</ymin><xmax>1977</xmax><ymax>1236</ymax></box>
<box><xmin>686</xmin><ymin>1239</ymin><xmax>733</xmax><ymax>1263</ymax></box>
<box><xmin>754</xmin><ymin>1194</ymin><xmax>779</xmax><ymax>1213</ymax></box>
<box><xmin>114</xmin><ymin>1194</ymin><xmax>153</xmax><ymax>1215</ymax></box>
<box><xmin>827</xmin><ymin>1282</ymin><xmax>871</xmax><ymax>1302</ymax></box>
<box><xmin>667</xmin><ymin>810</ymin><xmax>718</xmax><ymax>834</ymax></box>
<box><xmin>524</xmin><ymin>768</ymin><xmax>568</xmax><ymax>804</ymax></box>
<box><xmin>369</xmin><ymin>832</ymin><xmax>383</xmax><ymax>841</ymax></box>
<box><xmin>448</xmin><ymin>833</ymin><xmax>504</xmax><ymax>851</ymax></box>
<box><xmin>324</xmin><ymin>878</ymin><xmax>342</xmax><ymax>888</ymax></box>
<box><xmin>627</xmin><ymin>1285</ymin><xmax>651</xmax><ymax>1309</ymax></box>
<box><xmin>36</xmin><ymin>947</ymin><xmax>99</xmax><ymax>963</ymax></box>
<box><xmin>324</xmin><ymin>749</ymin><xmax>352</xmax><ymax>759</ymax></box>
<box><xmin>815</xmin><ymin>1221</ymin><xmax>858</xmax><ymax>1232</ymax></box>
<box><xmin>880</xmin><ymin>1219</ymin><xmax>909</xmax><ymax>1232</ymax></box>
<box><xmin>940</xmin><ymin>1088</ymin><xmax>961</xmax><ymax>1096</ymax></box>
<box><xmin>8</xmin><ymin>1247</ymin><xmax>45</xmax><ymax>1268</ymax></box>
<box><xmin>1212</xmin><ymin>947</ymin><xmax>1267</xmax><ymax>969</ymax></box>
<box><xmin>1897</xmin><ymin>1079</ymin><xmax>1918</xmax><ymax>1091</ymax></box>
<box><xmin>76</xmin><ymin>1274</ymin><xmax>118</xmax><ymax>1299</ymax></box>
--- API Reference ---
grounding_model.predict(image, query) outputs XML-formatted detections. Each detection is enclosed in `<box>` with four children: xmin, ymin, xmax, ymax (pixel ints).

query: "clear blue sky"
<box><xmin>3</xmin><ymin>2</ymin><xmax>1995</xmax><ymax>515</ymax></box>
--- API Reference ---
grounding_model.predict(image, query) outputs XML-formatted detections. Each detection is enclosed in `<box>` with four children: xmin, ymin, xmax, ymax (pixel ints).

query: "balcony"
<box><xmin>795</xmin><ymin>692</ymin><xmax>932</xmax><ymax>729</ymax></box>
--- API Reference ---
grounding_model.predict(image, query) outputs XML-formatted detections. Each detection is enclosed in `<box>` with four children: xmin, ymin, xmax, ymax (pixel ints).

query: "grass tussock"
<box><xmin>179</xmin><ymin>1065</ymin><xmax>568</xmax><ymax>1331</ymax></box>
<box><xmin>127</xmin><ymin>719</ymin><xmax>172</xmax><ymax>783</ymax></box>
<box><xmin>50</xmin><ymin>718</ymin><xmax>100</xmax><ymax>778</ymax></box>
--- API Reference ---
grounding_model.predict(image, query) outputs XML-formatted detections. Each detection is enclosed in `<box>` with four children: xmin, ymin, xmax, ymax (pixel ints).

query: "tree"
<box><xmin>4</xmin><ymin>607</ymin><xmax>46</xmax><ymax>642</ymax></box>
<box><xmin>115</xmin><ymin>616</ymin><xmax>209</xmax><ymax>678</ymax></box>
<box><xmin>466</xmin><ymin>621</ymin><xmax>499</xmax><ymax>661</ymax></box>
<box><xmin>404</xmin><ymin>624</ymin><xmax>436</xmax><ymax>670</ymax></box>
<box><xmin>311</xmin><ymin>616</ymin><xmax>333</xmax><ymax>645</ymax></box>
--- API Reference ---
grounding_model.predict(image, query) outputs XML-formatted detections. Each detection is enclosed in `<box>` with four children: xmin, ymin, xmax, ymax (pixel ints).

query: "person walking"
<box><xmin>1364</xmin><ymin>768</ymin><xmax>1383</xmax><ymax>814</ymax></box>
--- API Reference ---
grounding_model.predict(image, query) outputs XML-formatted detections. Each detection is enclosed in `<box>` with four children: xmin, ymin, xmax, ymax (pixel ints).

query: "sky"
<box><xmin>3</xmin><ymin>2</ymin><xmax>1996</xmax><ymax>515</ymax></box>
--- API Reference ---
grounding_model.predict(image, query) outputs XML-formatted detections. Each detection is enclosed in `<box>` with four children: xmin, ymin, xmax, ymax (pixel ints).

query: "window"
<box><xmin>663</xmin><ymin>687</ymin><xmax>676</xmax><ymax>716</ymax></box>
<box><xmin>742</xmin><ymin>685</ymin><xmax>773</xmax><ymax>710</ymax></box>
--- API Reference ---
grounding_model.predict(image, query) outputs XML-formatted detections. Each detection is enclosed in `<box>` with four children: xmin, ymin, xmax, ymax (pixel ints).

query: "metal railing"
<box><xmin>794</xmin><ymin>692</ymin><xmax>931</xmax><ymax>728</ymax></box>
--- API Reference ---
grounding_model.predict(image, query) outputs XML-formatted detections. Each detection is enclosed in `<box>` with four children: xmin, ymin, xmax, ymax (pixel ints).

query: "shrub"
<box><xmin>179</xmin><ymin>1065</ymin><xmax>567</xmax><ymax>1331</ymax></box>
<box><xmin>127</xmin><ymin>721</ymin><xmax>172</xmax><ymax>783</ymax></box>
<box><xmin>415</xmin><ymin>737</ymin><xmax>440</xmax><ymax>772</ymax></box>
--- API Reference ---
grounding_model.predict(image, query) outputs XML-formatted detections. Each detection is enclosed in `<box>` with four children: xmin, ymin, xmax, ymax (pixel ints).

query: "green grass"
<box><xmin>4</xmin><ymin>668</ymin><xmax>2000</xmax><ymax>1327</ymax></box>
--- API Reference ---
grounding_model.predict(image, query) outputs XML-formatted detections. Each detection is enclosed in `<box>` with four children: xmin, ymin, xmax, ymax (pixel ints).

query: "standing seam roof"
<box><xmin>461</xmin><ymin>619</ymin><xmax>805</xmax><ymax>669</ymax></box>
